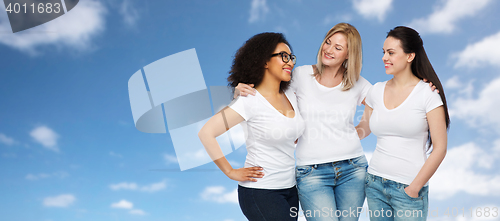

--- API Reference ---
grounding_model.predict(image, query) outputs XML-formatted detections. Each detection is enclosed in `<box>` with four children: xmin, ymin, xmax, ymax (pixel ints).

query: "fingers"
<box><xmin>244</xmin><ymin>167</ymin><xmax>264</xmax><ymax>182</ymax></box>
<box><xmin>247</xmin><ymin>166</ymin><xmax>263</xmax><ymax>170</ymax></box>
<box><xmin>423</xmin><ymin>78</ymin><xmax>428</xmax><ymax>82</ymax></box>
<box><xmin>236</xmin><ymin>83</ymin><xmax>255</xmax><ymax>97</ymax></box>
<box><xmin>240</xmin><ymin>88</ymin><xmax>255</xmax><ymax>96</ymax></box>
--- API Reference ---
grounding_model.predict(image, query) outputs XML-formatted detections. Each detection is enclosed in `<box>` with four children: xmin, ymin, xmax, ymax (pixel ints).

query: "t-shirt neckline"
<box><xmin>311</xmin><ymin>66</ymin><xmax>343</xmax><ymax>90</ymax></box>
<box><xmin>382</xmin><ymin>80</ymin><xmax>423</xmax><ymax>111</ymax></box>
<box><xmin>255</xmin><ymin>90</ymin><xmax>297</xmax><ymax>119</ymax></box>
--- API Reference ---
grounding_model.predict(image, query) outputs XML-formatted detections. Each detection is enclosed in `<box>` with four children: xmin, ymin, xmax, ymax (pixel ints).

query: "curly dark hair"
<box><xmin>227</xmin><ymin>32</ymin><xmax>293</xmax><ymax>93</ymax></box>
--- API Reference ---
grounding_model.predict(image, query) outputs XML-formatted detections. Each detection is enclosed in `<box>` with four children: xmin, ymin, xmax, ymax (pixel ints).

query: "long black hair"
<box><xmin>387</xmin><ymin>26</ymin><xmax>450</xmax><ymax>147</ymax></box>
<box><xmin>227</xmin><ymin>32</ymin><xmax>292</xmax><ymax>94</ymax></box>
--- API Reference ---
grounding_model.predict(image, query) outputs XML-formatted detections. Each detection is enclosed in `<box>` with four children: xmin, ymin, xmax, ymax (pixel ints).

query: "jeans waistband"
<box><xmin>305</xmin><ymin>159</ymin><xmax>350</xmax><ymax>169</ymax></box>
<box><xmin>367</xmin><ymin>173</ymin><xmax>408</xmax><ymax>189</ymax></box>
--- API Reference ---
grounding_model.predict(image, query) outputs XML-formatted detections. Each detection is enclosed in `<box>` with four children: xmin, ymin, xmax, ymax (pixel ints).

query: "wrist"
<box><xmin>222</xmin><ymin>167</ymin><xmax>233</xmax><ymax>176</ymax></box>
<box><xmin>406</xmin><ymin>184</ymin><xmax>422</xmax><ymax>193</ymax></box>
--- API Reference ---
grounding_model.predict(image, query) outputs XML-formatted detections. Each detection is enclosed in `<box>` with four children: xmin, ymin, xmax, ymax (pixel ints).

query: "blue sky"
<box><xmin>1</xmin><ymin>0</ymin><xmax>499</xmax><ymax>220</ymax></box>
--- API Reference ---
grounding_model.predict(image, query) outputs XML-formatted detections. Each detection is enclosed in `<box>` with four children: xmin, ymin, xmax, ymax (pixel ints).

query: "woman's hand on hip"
<box><xmin>226</xmin><ymin>166</ymin><xmax>264</xmax><ymax>182</ymax></box>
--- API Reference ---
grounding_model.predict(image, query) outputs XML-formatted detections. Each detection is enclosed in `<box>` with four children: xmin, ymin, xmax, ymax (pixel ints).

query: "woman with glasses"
<box><xmin>358</xmin><ymin>26</ymin><xmax>449</xmax><ymax>221</ymax></box>
<box><xmin>236</xmin><ymin>23</ymin><xmax>370</xmax><ymax>221</ymax></box>
<box><xmin>198</xmin><ymin>32</ymin><xmax>305</xmax><ymax>221</ymax></box>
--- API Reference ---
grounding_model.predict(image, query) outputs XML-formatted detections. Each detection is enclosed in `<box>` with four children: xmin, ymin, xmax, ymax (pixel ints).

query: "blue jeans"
<box><xmin>365</xmin><ymin>173</ymin><xmax>428</xmax><ymax>221</ymax></box>
<box><xmin>296</xmin><ymin>155</ymin><xmax>368</xmax><ymax>221</ymax></box>
<box><xmin>238</xmin><ymin>185</ymin><xmax>299</xmax><ymax>221</ymax></box>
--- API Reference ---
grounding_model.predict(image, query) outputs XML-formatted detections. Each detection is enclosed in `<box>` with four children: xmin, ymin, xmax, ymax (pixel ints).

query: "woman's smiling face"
<box><xmin>382</xmin><ymin>36</ymin><xmax>414</xmax><ymax>75</ymax></box>
<box><xmin>321</xmin><ymin>32</ymin><xmax>348</xmax><ymax>68</ymax></box>
<box><xmin>265</xmin><ymin>42</ymin><xmax>294</xmax><ymax>82</ymax></box>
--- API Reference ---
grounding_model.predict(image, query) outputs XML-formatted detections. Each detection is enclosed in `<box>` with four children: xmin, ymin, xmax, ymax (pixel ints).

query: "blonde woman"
<box><xmin>237</xmin><ymin>23</ymin><xmax>369</xmax><ymax>221</ymax></box>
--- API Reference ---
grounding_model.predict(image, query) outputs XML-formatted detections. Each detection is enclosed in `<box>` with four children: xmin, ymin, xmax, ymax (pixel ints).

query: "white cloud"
<box><xmin>445</xmin><ymin>76</ymin><xmax>462</xmax><ymax>89</ymax></box>
<box><xmin>0</xmin><ymin>0</ymin><xmax>107</xmax><ymax>55</ymax></box>
<box><xmin>109</xmin><ymin>179</ymin><xmax>166</xmax><ymax>192</ymax></box>
<box><xmin>119</xmin><ymin>0</ymin><xmax>139</xmax><ymax>27</ymax></box>
<box><xmin>248</xmin><ymin>0</ymin><xmax>269</xmax><ymax>23</ymax></box>
<box><xmin>26</xmin><ymin>171</ymin><xmax>68</xmax><ymax>181</ymax></box>
<box><xmin>453</xmin><ymin>31</ymin><xmax>500</xmax><ymax>68</ymax></box>
<box><xmin>109</xmin><ymin>182</ymin><xmax>138</xmax><ymax>190</ymax></box>
<box><xmin>352</xmin><ymin>0</ymin><xmax>393</xmax><ymax>22</ymax></box>
<box><xmin>140</xmin><ymin>179</ymin><xmax>167</xmax><ymax>192</ymax></box>
<box><xmin>109</xmin><ymin>151</ymin><xmax>123</xmax><ymax>158</ymax></box>
<box><xmin>445</xmin><ymin>76</ymin><xmax>474</xmax><ymax>98</ymax></box>
<box><xmin>449</xmin><ymin>77</ymin><xmax>500</xmax><ymax>132</ymax></box>
<box><xmin>200</xmin><ymin>186</ymin><xmax>238</xmax><ymax>204</ymax></box>
<box><xmin>111</xmin><ymin>200</ymin><xmax>147</xmax><ymax>215</ymax></box>
<box><xmin>164</xmin><ymin>153</ymin><xmax>178</xmax><ymax>164</ymax></box>
<box><xmin>30</xmin><ymin>126</ymin><xmax>60</xmax><ymax>152</ymax></box>
<box><xmin>0</xmin><ymin>133</ymin><xmax>15</xmax><ymax>146</ymax></box>
<box><xmin>129</xmin><ymin>209</ymin><xmax>147</xmax><ymax>215</ymax></box>
<box><xmin>43</xmin><ymin>194</ymin><xmax>76</xmax><ymax>207</ymax></box>
<box><xmin>111</xmin><ymin>199</ymin><xmax>133</xmax><ymax>209</ymax></box>
<box><xmin>408</xmin><ymin>0</ymin><xmax>492</xmax><ymax>34</ymax></box>
<box><xmin>430</xmin><ymin>142</ymin><xmax>500</xmax><ymax>200</ymax></box>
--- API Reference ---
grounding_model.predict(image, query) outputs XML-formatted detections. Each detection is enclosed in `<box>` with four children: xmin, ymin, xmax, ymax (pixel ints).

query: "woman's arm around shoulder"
<box><xmin>356</xmin><ymin>104</ymin><xmax>373</xmax><ymax>140</ymax></box>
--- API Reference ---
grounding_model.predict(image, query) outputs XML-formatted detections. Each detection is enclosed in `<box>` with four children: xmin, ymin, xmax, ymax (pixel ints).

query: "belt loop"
<box><xmin>313</xmin><ymin>164</ymin><xmax>317</xmax><ymax>169</ymax></box>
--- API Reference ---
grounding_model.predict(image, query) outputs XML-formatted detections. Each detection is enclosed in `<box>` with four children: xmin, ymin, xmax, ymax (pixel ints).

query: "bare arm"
<box><xmin>198</xmin><ymin>107</ymin><xmax>263</xmax><ymax>182</ymax></box>
<box><xmin>355</xmin><ymin>100</ymin><xmax>373</xmax><ymax>140</ymax></box>
<box><xmin>404</xmin><ymin>106</ymin><xmax>447</xmax><ymax>197</ymax></box>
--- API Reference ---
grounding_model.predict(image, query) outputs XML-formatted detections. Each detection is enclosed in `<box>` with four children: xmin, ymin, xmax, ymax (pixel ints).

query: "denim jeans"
<box><xmin>365</xmin><ymin>173</ymin><xmax>428</xmax><ymax>221</ymax></box>
<box><xmin>238</xmin><ymin>185</ymin><xmax>299</xmax><ymax>221</ymax></box>
<box><xmin>296</xmin><ymin>155</ymin><xmax>368</xmax><ymax>221</ymax></box>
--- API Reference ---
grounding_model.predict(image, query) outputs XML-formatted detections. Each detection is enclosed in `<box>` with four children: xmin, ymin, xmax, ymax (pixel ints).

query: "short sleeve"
<box><xmin>228</xmin><ymin>96</ymin><xmax>253</xmax><ymax>121</ymax></box>
<box><xmin>357</xmin><ymin>76</ymin><xmax>373</xmax><ymax>106</ymax></box>
<box><xmin>289</xmin><ymin>71</ymin><xmax>298</xmax><ymax>93</ymax></box>
<box><xmin>289</xmin><ymin>65</ymin><xmax>314</xmax><ymax>93</ymax></box>
<box><xmin>424</xmin><ymin>87</ymin><xmax>443</xmax><ymax>113</ymax></box>
<box><xmin>364</xmin><ymin>85</ymin><xmax>375</xmax><ymax>109</ymax></box>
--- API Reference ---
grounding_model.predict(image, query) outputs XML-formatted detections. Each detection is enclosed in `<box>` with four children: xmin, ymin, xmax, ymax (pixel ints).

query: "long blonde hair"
<box><xmin>315</xmin><ymin>23</ymin><xmax>362</xmax><ymax>91</ymax></box>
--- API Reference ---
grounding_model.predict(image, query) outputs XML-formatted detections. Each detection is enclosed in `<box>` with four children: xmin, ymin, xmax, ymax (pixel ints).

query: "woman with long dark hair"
<box><xmin>358</xmin><ymin>26</ymin><xmax>449</xmax><ymax>221</ymax></box>
<box><xmin>198</xmin><ymin>32</ymin><xmax>305</xmax><ymax>221</ymax></box>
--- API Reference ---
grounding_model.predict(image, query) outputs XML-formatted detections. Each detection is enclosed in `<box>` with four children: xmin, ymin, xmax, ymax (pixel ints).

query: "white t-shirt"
<box><xmin>229</xmin><ymin>90</ymin><xmax>305</xmax><ymax>189</ymax></box>
<box><xmin>365</xmin><ymin>80</ymin><xmax>443</xmax><ymax>185</ymax></box>
<box><xmin>290</xmin><ymin>65</ymin><xmax>372</xmax><ymax>166</ymax></box>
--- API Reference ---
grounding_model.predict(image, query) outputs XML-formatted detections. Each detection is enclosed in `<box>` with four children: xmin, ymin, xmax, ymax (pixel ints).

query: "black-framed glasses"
<box><xmin>271</xmin><ymin>52</ymin><xmax>297</xmax><ymax>65</ymax></box>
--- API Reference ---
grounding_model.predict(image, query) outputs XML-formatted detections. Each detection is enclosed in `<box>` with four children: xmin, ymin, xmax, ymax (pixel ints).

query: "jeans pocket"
<box><xmin>400</xmin><ymin>185</ymin><xmax>423</xmax><ymax>201</ymax></box>
<box><xmin>295</xmin><ymin>165</ymin><xmax>313</xmax><ymax>179</ymax></box>
<box><xmin>349</xmin><ymin>155</ymin><xmax>368</xmax><ymax>169</ymax></box>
